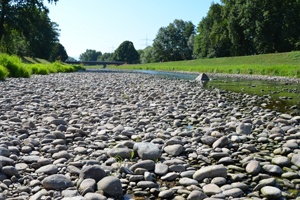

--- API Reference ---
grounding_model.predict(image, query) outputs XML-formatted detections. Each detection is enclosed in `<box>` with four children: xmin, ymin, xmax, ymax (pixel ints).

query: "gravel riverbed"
<box><xmin>0</xmin><ymin>71</ymin><xmax>300</xmax><ymax>200</ymax></box>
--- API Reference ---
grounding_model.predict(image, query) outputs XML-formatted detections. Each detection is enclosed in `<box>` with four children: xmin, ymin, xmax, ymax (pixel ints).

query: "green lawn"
<box><xmin>107</xmin><ymin>51</ymin><xmax>300</xmax><ymax>78</ymax></box>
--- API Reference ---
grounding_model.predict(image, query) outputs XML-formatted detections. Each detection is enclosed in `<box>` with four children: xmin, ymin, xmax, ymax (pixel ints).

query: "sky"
<box><xmin>45</xmin><ymin>0</ymin><xmax>220</xmax><ymax>59</ymax></box>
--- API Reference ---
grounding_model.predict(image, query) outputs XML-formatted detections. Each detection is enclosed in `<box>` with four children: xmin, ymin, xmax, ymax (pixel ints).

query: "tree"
<box><xmin>139</xmin><ymin>46</ymin><xmax>157</xmax><ymax>63</ymax></box>
<box><xmin>113</xmin><ymin>41</ymin><xmax>139</xmax><ymax>64</ymax></box>
<box><xmin>98</xmin><ymin>52</ymin><xmax>114</xmax><ymax>61</ymax></box>
<box><xmin>49</xmin><ymin>43</ymin><xmax>68</xmax><ymax>62</ymax></box>
<box><xmin>0</xmin><ymin>0</ymin><xmax>59</xmax><ymax>59</ymax></box>
<box><xmin>152</xmin><ymin>19</ymin><xmax>195</xmax><ymax>62</ymax></box>
<box><xmin>0</xmin><ymin>0</ymin><xmax>58</xmax><ymax>45</ymax></box>
<box><xmin>79</xmin><ymin>49</ymin><xmax>102</xmax><ymax>61</ymax></box>
<box><xmin>194</xmin><ymin>3</ymin><xmax>231</xmax><ymax>58</ymax></box>
<box><xmin>17</xmin><ymin>6</ymin><xmax>59</xmax><ymax>59</ymax></box>
<box><xmin>221</xmin><ymin>0</ymin><xmax>300</xmax><ymax>55</ymax></box>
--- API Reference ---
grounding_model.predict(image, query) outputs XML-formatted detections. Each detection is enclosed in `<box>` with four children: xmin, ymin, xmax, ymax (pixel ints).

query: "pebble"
<box><xmin>261</xmin><ymin>186</ymin><xmax>282</xmax><ymax>199</ymax></box>
<box><xmin>0</xmin><ymin>71</ymin><xmax>299</xmax><ymax>199</ymax></box>
<box><xmin>41</xmin><ymin>174</ymin><xmax>73</xmax><ymax>190</ymax></box>
<box><xmin>97</xmin><ymin>176</ymin><xmax>123</xmax><ymax>199</ymax></box>
<box><xmin>193</xmin><ymin>165</ymin><xmax>227</xmax><ymax>181</ymax></box>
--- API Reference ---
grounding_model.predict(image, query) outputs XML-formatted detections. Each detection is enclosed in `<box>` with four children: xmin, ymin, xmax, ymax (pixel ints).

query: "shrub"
<box><xmin>50</xmin><ymin>61</ymin><xmax>75</xmax><ymax>73</ymax></box>
<box><xmin>0</xmin><ymin>53</ymin><xmax>31</xmax><ymax>78</ymax></box>
<box><xmin>28</xmin><ymin>64</ymin><xmax>50</xmax><ymax>75</ymax></box>
<box><xmin>0</xmin><ymin>65</ymin><xmax>9</xmax><ymax>80</ymax></box>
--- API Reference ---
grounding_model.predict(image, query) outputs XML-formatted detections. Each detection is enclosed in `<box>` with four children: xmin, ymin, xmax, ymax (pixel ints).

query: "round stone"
<box><xmin>261</xmin><ymin>186</ymin><xmax>282</xmax><ymax>199</ymax></box>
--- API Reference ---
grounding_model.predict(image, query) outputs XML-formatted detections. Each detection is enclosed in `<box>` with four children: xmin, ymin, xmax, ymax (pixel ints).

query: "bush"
<box><xmin>28</xmin><ymin>64</ymin><xmax>50</xmax><ymax>75</ymax></box>
<box><xmin>50</xmin><ymin>61</ymin><xmax>75</xmax><ymax>73</ymax></box>
<box><xmin>0</xmin><ymin>65</ymin><xmax>9</xmax><ymax>80</ymax></box>
<box><xmin>0</xmin><ymin>53</ymin><xmax>31</xmax><ymax>78</ymax></box>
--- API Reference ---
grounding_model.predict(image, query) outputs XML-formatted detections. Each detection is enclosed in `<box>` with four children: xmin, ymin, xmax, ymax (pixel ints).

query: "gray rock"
<box><xmin>222</xmin><ymin>188</ymin><xmax>244</xmax><ymax>197</ymax></box>
<box><xmin>36</xmin><ymin>164</ymin><xmax>58</xmax><ymax>174</ymax></box>
<box><xmin>0</xmin><ymin>156</ymin><xmax>14</xmax><ymax>165</ymax></box>
<box><xmin>211</xmin><ymin>177</ymin><xmax>227</xmax><ymax>186</ymax></box>
<box><xmin>187</xmin><ymin>190</ymin><xmax>207</xmax><ymax>200</ymax></box>
<box><xmin>133</xmin><ymin>142</ymin><xmax>161</xmax><ymax>160</ymax></box>
<box><xmin>212</xmin><ymin>136</ymin><xmax>229</xmax><ymax>149</ymax></box>
<box><xmin>161</xmin><ymin>172</ymin><xmax>178</xmax><ymax>181</ymax></box>
<box><xmin>179</xmin><ymin>177</ymin><xmax>198</xmax><ymax>186</ymax></box>
<box><xmin>107</xmin><ymin>147</ymin><xmax>132</xmax><ymax>159</ymax></box>
<box><xmin>0</xmin><ymin>147</ymin><xmax>10</xmax><ymax>157</ymax></box>
<box><xmin>154</xmin><ymin>163</ymin><xmax>168</xmax><ymax>176</ymax></box>
<box><xmin>129</xmin><ymin>160</ymin><xmax>155</xmax><ymax>171</ymax></box>
<box><xmin>271</xmin><ymin>156</ymin><xmax>291</xmax><ymax>166</ymax></box>
<box><xmin>84</xmin><ymin>193</ymin><xmax>107</xmax><ymax>200</ymax></box>
<box><xmin>203</xmin><ymin>183</ymin><xmax>222</xmax><ymax>195</ymax></box>
<box><xmin>193</xmin><ymin>164</ymin><xmax>227</xmax><ymax>182</ymax></box>
<box><xmin>136</xmin><ymin>181</ymin><xmax>158</xmax><ymax>189</ymax></box>
<box><xmin>52</xmin><ymin>150</ymin><xmax>72</xmax><ymax>159</ymax></box>
<box><xmin>2</xmin><ymin>166</ymin><xmax>19</xmax><ymax>177</ymax></box>
<box><xmin>236</xmin><ymin>123</ymin><xmax>252</xmax><ymax>134</ymax></box>
<box><xmin>291</xmin><ymin>153</ymin><xmax>300</xmax><ymax>168</ymax></box>
<box><xmin>253</xmin><ymin>178</ymin><xmax>277</xmax><ymax>191</ymax></box>
<box><xmin>97</xmin><ymin>176</ymin><xmax>123</xmax><ymax>199</ymax></box>
<box><xmin>262</xmin><ymin>164</ymin><xmax>282</xmax><ymax>175</ymax></box>
<box><xmin>180</xmin><ymin>170</ymin><xmax>196</xmax><ymax>178</ymax></box>
<box><xmin>158</xmin><ymin>189</ymin><xmax>174</xmax><ymax>199</ymax></box>
<box><xmin>79</xmin><ymin>178</ymin><xmax>96</xmax><ymax>191</ymax></box>
<box><xmin>42</xmin><ymin>174</ymin><xmax>73</xmax><ymax>190</ymax></box>
<box><xmin>164</xmin><ymin>144</ymin><xmax>183</xmax><ymax>156</ymax></box>
<box><xmin>195</xmin><ymin>73</ymin><xmax>209</xmax><ymax>81</ymax></box>
<box><xmin>246</xmin><ymin>160</ymin><xmax>261</xmax><ymax>175</ymax></box>
<box><xmin>79</xmin><ymin>165</ymin><xmax>106</xmax><ymax>182</ymax></box>
<box><xmin>201</xmin><ymin>136</ymin><xmax>217</xmax><ymax>146</ymax></box>
<box><xmin>261</xmin><ymin>186</ymin><xmax>282</xmax><ymax>199</ymax></box>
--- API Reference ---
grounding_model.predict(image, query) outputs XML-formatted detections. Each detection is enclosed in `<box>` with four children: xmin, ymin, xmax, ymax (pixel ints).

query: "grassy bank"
<box><xmin>0</xmin><ymin>54</ymin><xmax>83</xmax><ymax>80</ymax></box>
<box><xmin>109</xmin><ymin>51</ymin><xmax>300</xmax><ymax>78</ymax></box>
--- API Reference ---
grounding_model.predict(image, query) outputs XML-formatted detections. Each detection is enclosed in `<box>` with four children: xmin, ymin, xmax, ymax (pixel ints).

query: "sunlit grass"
<box><xmin>107</xmin><ymin>51</ymin><xmax>300</xmax><ymax>78</ymax></box>
<box><xmin>0</xmin><ymin>53</ymin><xmax>84</xmax><ymax>79</ymax></box>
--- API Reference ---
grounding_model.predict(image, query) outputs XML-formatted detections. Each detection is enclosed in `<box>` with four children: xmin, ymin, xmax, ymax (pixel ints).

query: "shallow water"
<box><xmin>136</xmin><ymin>70</ymin><xmax>300</xmax><ymax>115</ymax></box>
<box><xmin>84</xmin><ymin>69</ymin><xmax>300</xmax><ymax>115</ymax></box>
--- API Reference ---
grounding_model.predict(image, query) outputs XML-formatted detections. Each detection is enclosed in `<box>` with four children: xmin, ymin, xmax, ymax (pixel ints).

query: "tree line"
<box><xmin>2</xmin><ymin>0</ymin><xmax>299</xmax><ymax>63</ymax></box>
<box><xmin>81</xmin><ymin>0</ymin><xmax>300</xmax><ymax>64</ymax></box>
<box><xmin>0</xmin><ymin>0</ymin><xmax>68</xmax><ymax>62</ymax></box>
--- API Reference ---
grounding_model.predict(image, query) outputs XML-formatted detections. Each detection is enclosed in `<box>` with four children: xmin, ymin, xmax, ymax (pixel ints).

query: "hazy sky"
<box><xmin>45</xmin><ymin>0</ymin><xmax>220</xmax><ymax>59</ymax></box>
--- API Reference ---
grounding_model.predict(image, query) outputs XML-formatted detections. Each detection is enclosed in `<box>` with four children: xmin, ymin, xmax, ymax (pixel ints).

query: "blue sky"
<box><xmin>45</xmin><ymin>0</ymin><xmax>220</xmax><ymax>59</ymax></box>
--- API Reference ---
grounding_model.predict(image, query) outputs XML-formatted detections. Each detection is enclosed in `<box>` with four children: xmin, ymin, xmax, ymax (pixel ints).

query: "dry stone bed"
<box><xmin>0</xmin><ymin>71</ymin><xmax>299</xmax><ymax>200</ymax></box>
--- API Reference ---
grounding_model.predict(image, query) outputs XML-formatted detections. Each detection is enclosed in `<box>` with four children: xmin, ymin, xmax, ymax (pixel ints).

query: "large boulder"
<box><xmin>195</xmin><ymin>73</ymin><xmax>209</xmax><ymax>81</ymax></box>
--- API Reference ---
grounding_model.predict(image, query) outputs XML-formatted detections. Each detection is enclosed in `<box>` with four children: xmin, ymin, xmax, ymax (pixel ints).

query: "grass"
<box><xmin>107</xmin><ymin>51</ymin><xmax>300</xmax><ymax>78</ymax></box>
<box><xmin>0</xmin><ymin>53</ymin><xmax>84</xmax><ymax>80</ymax></box>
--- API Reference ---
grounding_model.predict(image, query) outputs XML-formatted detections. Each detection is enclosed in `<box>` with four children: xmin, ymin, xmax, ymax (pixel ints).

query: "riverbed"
<box><xmin>0</xmin><ymin>71</ymin><xmax>299</xmax><ymax>199</ymax></box>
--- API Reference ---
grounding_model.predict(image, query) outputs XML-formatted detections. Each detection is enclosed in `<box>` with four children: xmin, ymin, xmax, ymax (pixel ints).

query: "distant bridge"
<box><xmin>65</xmin><ymin>61</ymin><xmax>125</xmax><ymax>68</ymax></box>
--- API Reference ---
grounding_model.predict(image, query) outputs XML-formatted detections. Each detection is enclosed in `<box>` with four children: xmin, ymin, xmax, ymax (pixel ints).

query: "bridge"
<box><xmin>65</xmin><ymin>61</ymin><xmax>125</xmax><ymax>68</ymax></box>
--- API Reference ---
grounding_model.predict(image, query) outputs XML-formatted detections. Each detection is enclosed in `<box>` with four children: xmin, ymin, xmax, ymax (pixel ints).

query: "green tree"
<box><xmin>221</xmin><ymin>0</ymin><xmax>300</xmax><ymax>55</ymax></box>
<box><xmin>113</xmin><ymin>41</ymin><xmax>139</xmax><ymax>64</ymax></box>
<box><xmin>79</xmin><ymin>49</ymin><xmax>102</xmax><ymax>61</ymax></box>
<box><xmin>0</xmin><ymin>0</ymin><xmax>59</xmax><ymax>59</ymax></box>
<box><xmin>98</xmin><ymin>52</ymin><xmax>114</xmax><ymax>61</ymax></box>
<box><xmin>152</xmin><ymin>19</ymin><xmax>195</xmax><ymax>62</ymax></box>
<box><xmin>49</xmin><ymin>42</ymin><xmax>68</xmax><ymax>62</ymax></box>
<box><xmin>194</xmin><ymin>3</ymin><xmax>231</xmax><ymax>58</ymax></box>
<box><xmin>18</xmin><ymin>6</ymin><xmax>59</xmax><ymax>59</ymax></box>
<box><xmin>139</xmin><ymin>46</ymin><xmax>157</xmax><ymax>63</ymax></box>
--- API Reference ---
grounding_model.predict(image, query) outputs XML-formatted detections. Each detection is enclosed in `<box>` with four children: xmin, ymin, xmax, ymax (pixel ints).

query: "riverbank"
<box><xmin>105</xmin><ymin>51</ymin><xmax>300</xmax><ymax>79</ymax></box>
<box><xmin>0</xmin><ymin>71</ymin><xmax>299</xmax><ymax>199</ymax></box>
